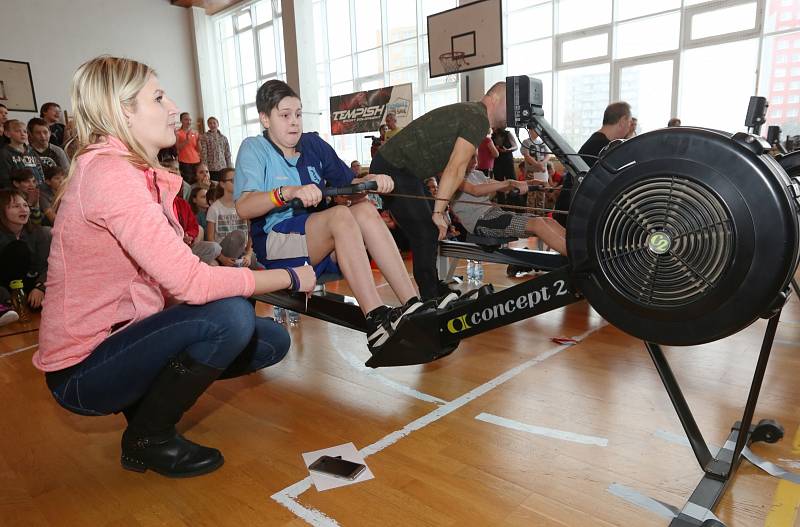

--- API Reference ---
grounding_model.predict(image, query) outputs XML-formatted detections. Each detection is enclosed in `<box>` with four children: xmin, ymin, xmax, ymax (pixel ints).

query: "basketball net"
<box><xmin>439</xmin><ymin>51</ymin><xmax>468</xmax><ymax>82</ymax></box>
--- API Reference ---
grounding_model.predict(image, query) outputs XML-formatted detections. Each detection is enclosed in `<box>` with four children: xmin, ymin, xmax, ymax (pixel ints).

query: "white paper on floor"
<box><xmin>302</xmin><ymin>442</ymin><xmax>375</xmax><ymax>492</ymax></box>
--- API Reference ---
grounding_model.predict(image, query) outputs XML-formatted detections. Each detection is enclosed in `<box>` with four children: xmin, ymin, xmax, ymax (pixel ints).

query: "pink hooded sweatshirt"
<box><xmin>33</xmin><ymin>137</ymin><xmax>255</xmax><ymax>371</ymax></box>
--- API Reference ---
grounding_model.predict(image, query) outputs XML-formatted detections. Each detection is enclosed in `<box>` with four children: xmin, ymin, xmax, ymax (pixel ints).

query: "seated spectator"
<box><xmin>668</xmin><ymin>117</ymin><xmax>681</xmax><ymax>127</ymax></box>
<box><xmin>10</xmin><ymin>168</ymin><xmax>44</xmax><ymax>226</ymax></box>
<box><xmin>199</xmin><ymin>116</ymin><xmax>232</xmax><ymax>182</ymax></box>
<box><xmin>191</xmin><ymin>163</ymin><xmax>212</xmax><ymax>190</ymax></box>
<box><xmin>174</xmin><ymin>195</ymin><xmax>221</xmax><ymax>265</ymax></box>
<box><xmin>350</xmin><ymin>160</ymin><xmax>361</xmax><ymax>175</ymax></box>
<box><xmin>235</xmin><ymin>80</ymin><xmax>448</xmax><ymax>354</ymax></box>
<box><xmin>39</xmin><ymin>166</ymin><xmax>65</xmax><ymax>225</ymax></box>
<box><xmin>189</xmin><ymin>186</ymin><xmax>210</xmax><ymax>231</ymax></box>
<box><xmin>40</xmin><ymin>102</ymin><xmax>66</xmax><ymax>147</ymax></box>
<box><xmin>28</xmin><ymin>117</ymin><xmax>70</xmax><ymax>170</ymax></box>
<box><xmin>206</xmin><ymin>168</ymin><xmax>257</xmax><ymax>268</ymax></box>
<box><xmin>0</xmin><ymin>120</ymin><xmax>45</xmax><ymax>188</ymax></box>
<box><xmin>0</xmin><ymin>103</ymin><xmax>8</xmax><ymax>148</ymax></box>
<box><xmin>451</xmin><ymin>153</ymin><xmax>566</xmax><ymax>255</ymax></box>
<box><xmin>0</xmin><ymin>189</ymin><xmax>50</xmax><ymax>310</ymax></box>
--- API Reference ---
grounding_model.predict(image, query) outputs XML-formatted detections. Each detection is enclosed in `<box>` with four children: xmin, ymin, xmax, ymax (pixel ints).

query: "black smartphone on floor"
<box><xmin>308</xmin><ymin>455</ymin><xmax>366</xmax><ymax>480</ymax></box>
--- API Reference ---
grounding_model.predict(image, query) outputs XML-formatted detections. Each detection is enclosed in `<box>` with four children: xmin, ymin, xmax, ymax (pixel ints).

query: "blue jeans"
<box><xmin>46</xmin><ymin>297</ymin><xmax>290</xmax><ymax>416</ymax></box>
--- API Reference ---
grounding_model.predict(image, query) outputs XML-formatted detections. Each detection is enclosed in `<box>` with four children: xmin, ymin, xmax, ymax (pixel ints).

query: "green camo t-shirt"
<box><xmin>378</xmin><ymin>102</ymin><xmax>489</xmax><ymax>181</ymax></box>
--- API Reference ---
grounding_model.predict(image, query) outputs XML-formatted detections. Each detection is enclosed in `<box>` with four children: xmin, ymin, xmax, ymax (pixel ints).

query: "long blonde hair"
<box><xmin>55</xmin><ymin>56</ymin><xmax>159</xmax><ymax>208</ymax></box>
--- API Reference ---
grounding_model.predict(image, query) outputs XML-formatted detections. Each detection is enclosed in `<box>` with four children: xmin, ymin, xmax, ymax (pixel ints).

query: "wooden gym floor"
<box><xmin>1</xmin><ymin>258</ymin><xmax>798</xmax><ymax>526</ymax></box>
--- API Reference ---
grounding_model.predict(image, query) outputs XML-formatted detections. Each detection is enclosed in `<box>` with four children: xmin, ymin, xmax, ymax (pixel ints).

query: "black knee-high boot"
<box><xmin>120</xmin><ymin>354</ymin><xmax>224</xmax><ymax>477</ymax></box>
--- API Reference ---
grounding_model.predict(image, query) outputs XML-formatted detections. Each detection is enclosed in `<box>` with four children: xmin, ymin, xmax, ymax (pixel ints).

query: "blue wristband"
<box><xmin>286</xmin><ymin>267</ymin><xmax>300</xmax><ymax>292</ymax></box>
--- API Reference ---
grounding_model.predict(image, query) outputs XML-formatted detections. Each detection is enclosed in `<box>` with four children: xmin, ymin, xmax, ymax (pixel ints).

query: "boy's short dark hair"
<box><xmin>9</xmin><ymin>167</ymin><xmax>36</xmax><ymax>183</ymax></box>
<box><xmin>219</xmin><ymin>167</ymin><xmax>235</xmax><ymax>180</ymax></box>
<box><xmin>256</xmin><ymin>80</ymin><xmax>299</xmax><ymax>115</ymax></box>
<box><xmin>40</xmin><ymin>102</ymin><xmax>60</xmax><ymax>117</ymax></box>
<box><xmin>43</xmin><ymin>165</ymin><xmax>66</xmax><ymax>180</ymax></box>
<box><xmin>27</xmin><ymin>117</ymin><xmax>49</xmax><ymax>133</ymax></box>
<box><xmin>179</xmin><ymin>112</ymin><xmax>190</xmax><ymax>120</ymax></box>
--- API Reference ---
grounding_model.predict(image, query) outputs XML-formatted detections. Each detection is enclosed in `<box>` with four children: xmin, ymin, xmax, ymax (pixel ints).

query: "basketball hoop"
<box><xmin>439</xmin><ymin>51</ymin><xmax>469</xmax><ymax>81</ymax></box>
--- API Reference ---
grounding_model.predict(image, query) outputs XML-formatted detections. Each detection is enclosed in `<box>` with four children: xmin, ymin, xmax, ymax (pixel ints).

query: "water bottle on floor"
<box><xmin>466</xmin><ymin>260</ymin><xmax>476</xmax><ymax>283</ymax></box>
<box><xmin>475</xmin><ymin>261</ymin><xmax>484</xmax><ymax>283</ymax></box>
<box><xmin>287</xmin><ymin>310</ymin><xmax>300</xmax><ymax>326</ymax></box>
<box><xmin>273</xmin><ymin>306</ymin><xmax>286</xmax><ymax>324</ymax></box>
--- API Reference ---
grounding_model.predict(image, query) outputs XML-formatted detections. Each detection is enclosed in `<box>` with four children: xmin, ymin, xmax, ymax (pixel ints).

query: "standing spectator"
<box><xmin>39</xmin><ymin>166</ymin><xmax>65</xmax><ymax>225</ymax></box>
<box><xmin>626</xmin><ymin>116</ymin><xmax>638</xmax><ymax>138</ymax></box>
<box><xmin>0</xmin><ymin>120</ymin><xmax>45</xmax><ymax>188</ymax></box>
<box><xmin>176</xmin><ymin>112</ymin><xmax>200</xmax><ymax>182</ymax></box>
<box><xmin>370</xmin><ymin>124</ymin><xmax>387</xmax><ymax>158</ymax></box>
<box><xmin>521</xmin><ymin>123</ymin><xmax>550</xmax><ymax>211</ymax></box>
<box><xmin>0</xmin><ymin>189</ymin><xmax>50</xmax><ymax>310</ymax></box>
<box><xmin>0</xmin><ymin>103</ymin><xmax>8</xmax><ymax>148</ymax></box>
<box><xmin>27</xmin><ymin>118</ymin><xmax>70</xmax><ymax>170</ymax></box>
<box><xmin>555</xmin><ymin>101</ymin><xmax>632</xmax><ymax>227</ymax></box>
<box><xmin>40</xmin><ymin>102</ymin><xmax>65</xmax><ymax>147</ymax></box>
<box><xmin>384</xmin><ymin>112</ymin><xmax>402</xmax><ymax>140</ymax></box>
<box><xmin>476</xmin><ymin>134</ymin><xmax>499</xmax><ymax>177</ymax></box>
<box><xmin>199</xmin><ymin>116</ymin><xmax>231</xmax><ymax>182</ymax></box>
<box><xmin>491</xmin><ymin>127</ymin><xmax>518</xmax><ymax>207</ymax></box>
<box><xmin>668</xmin><ymin>117</ymin><xmax>681</xmax><ymax>127</ymax></box>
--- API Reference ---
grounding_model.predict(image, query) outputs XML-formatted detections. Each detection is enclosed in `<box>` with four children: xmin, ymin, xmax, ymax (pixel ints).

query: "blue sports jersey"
<box><xmin>234</xmin><ymin>131</ymin><xmax>354</xmax><ymax>235</ymax></box>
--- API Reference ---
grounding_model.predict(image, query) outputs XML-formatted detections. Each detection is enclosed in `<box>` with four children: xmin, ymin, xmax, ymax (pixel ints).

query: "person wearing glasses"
<box><xmin>34</xmin><ymin>56</ymin><xmax>317</xmax><ymax>479</ymax></box>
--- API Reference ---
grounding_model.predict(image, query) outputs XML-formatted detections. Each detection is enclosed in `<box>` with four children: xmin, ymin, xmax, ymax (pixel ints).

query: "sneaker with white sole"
<box><xmin>0</xmin><ymin>305</ymin><xmax>19</xmax><ymax>327</ymax></box>
<box><xmin>366</xmin><ymin>298</ymin><xmax>427</xmax><ymax>352</ymax></box>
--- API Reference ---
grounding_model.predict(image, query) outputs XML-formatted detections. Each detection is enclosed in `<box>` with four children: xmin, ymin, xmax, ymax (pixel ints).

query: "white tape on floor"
<box><xmin>335</xmin><ymin>347</ymin><xmax>447</xmax><ymax>405</ymax></box>
<box><xmin>272</xmin><ymin>322</ymin><xmax>608</xmax><ymax>525</ymax></box>
<box><xmin>0</xmin><ymin>343</ymin><xmax>38</xmax><ymax>358</ymax></box>
<box><xmin>607</xmin><ymin>483</ymin><xmax>678</xmax><ymax>519</ymax></box>
<box><xmin>475</xmin><ymin>412</ymin><xmax>609</xmax><ymax>446</ymax></box>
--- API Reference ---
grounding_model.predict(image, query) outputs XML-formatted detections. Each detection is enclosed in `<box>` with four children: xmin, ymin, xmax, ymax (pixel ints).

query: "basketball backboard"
<box><xmin>427</xmin><ymin>0</ymin><xmax>503</xmax><ymax>79</ymax></box>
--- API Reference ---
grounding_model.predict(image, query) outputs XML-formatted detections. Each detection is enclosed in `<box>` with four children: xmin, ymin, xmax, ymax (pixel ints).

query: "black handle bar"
<box><xmin>276</xmin><ymin>180</ymin><xmax>379</xmax><ymax>212</ymax></box>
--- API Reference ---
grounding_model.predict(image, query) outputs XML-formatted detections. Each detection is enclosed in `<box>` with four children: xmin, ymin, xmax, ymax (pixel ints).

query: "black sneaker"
<box><xmin>366</xmin><ymin>298</ymin><xmax>426</xmax><ymax>351</ymax></box>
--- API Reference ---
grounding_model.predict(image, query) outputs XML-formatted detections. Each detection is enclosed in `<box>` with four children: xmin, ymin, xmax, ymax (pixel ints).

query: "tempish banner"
<box><xmin>329</xmin><ymin>83</ymin><xmax>412</xmax><ymax>135</ymax></box>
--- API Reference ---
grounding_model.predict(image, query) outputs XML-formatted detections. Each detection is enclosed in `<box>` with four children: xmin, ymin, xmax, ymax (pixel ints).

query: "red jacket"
<box><xmin>173</xmin><ymin>196</ymin><xmax>199</xmax><ymax>241</ymax></box>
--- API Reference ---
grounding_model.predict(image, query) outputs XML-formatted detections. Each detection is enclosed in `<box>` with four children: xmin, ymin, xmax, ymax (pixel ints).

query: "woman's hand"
<box><xmin>28</xmin><ymin>288</ymin><xmax>44</xmax><ymax>309</ymax></box>
<box><xmin>362</xmin><ymin>173</ymin><xmax>394</xmax><ymax>194</ymax></box>
<box><xmin>241</xmin><ymin>253</ymin><xmax>252</xmax><ymax>268</ymax></box>
<box><xmin>292</xmin><ymin>265</ymin><xmax>317</xmax><ymax>293</ymax></box>
<box><xmin>282</xmin><ymin>184</ymin><xmax>322</xmax><ymax>207</ymax></box>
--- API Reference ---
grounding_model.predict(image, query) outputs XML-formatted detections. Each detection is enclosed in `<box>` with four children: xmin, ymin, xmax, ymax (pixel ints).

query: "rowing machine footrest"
<box><xmin>365</xmin><ymin>308</ymin><xmax>459</xmax><ymax>367</ymax></box>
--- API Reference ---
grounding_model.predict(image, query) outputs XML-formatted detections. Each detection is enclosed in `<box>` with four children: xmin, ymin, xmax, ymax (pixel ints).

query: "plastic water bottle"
<box><xmin>475</xmin><ymin>261</ymin><xmax>484</xmax><ymax>283</ymax></box>
<box><xmin>273</xmin><ymin>306</ymin><xmax>286</xmax><ymax>324</ymax></box>
<box><xmin>287</xmin><ymin>310</ymin><xmax>300</xmax><ymax>326</ymax></box>
<box><xmin>9</xmin><ymin>280</ymin><xmax>30</xmax><ymax>323</ymax></box>
<box><xmin>466</xmin><ymin>260</ymin><xmax>476</xmax><ymax>283</ymax></box>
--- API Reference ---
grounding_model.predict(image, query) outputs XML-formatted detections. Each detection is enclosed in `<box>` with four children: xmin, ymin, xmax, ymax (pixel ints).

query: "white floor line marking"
<box><xmin>271</xmin><ymin>322</ymin><xmax>608</xmax><ymax>525</ymax></box>
<box><xmin>0</xmin><ymin>343</ymin><xmax>38</xmax><ymax>358</ymax></box>
<box><xmin>475</xmin><ymin>412</ymin><xmax>609</xmax><ymax>446</ymax></box>
<box><xmin>779</xmin><ymin>459</ymin><xmax>800</xmax><ymax>470</ymax></box>
<box><xmin>607</xmin><ymin>483</ymin><xmax>679</xmax><ymax>519</ymax></box>
<box><xmin>272</xmin><ymin>478</ymin><xmax>340</xmax><ymax>527</ymax></box>
<box><xmin>335</xmin><ymin>347</ymin><xmax>447</xmax><ymax>405</ymax></box>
